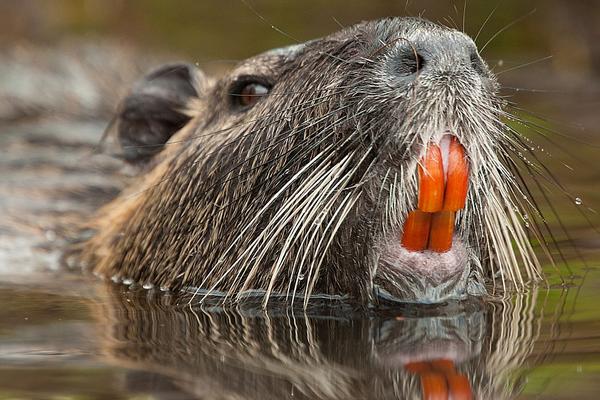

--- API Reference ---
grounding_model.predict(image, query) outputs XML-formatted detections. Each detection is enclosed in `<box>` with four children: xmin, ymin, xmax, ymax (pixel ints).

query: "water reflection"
<box><xmin>96</xmin><ymin>286</ymin><xmax>540</xmax><ymax>399</ymax></box>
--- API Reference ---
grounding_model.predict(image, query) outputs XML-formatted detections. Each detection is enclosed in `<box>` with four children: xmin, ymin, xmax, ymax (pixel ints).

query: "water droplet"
<box><xmin>298</xmin><ymin>273</ymin><xmax>305</xmax><ymax>281</ymax></box>
<box><xmin>45</xmin><ymin>230</ymin><xmax>56</xmax><ymax>242</ymax></box>
<box><xmin>575</xmin><ymin>197</ymin><xmax>582</xmax><ymax>205</ymax></box>
<box><xmin>524</xmin><ymin>222</ymin><xmax>530</xmax><ymax>228</ymax></box>
<box><xmin>111</xmin><ymin>275</ymin><xmax>120</xmax><ymax>283</ymax></box>
<box><xmin>159</xmin><ymin>286</ymin><xmax>170</xmax><ymax>292</ymax></box>
<box><xmin>143</xmin><ymin>283</ymin><xmax>154</xmax><ymax>290</ymax></box>
<box><xmin>523</xmin><ymin>214</ymin><xmax>529</xmax><ymax>220</ymax></box>
<box><xmin>122</xmin><ymin>278</ymin><xmax>133</xmax><ymax>285</ymax></box>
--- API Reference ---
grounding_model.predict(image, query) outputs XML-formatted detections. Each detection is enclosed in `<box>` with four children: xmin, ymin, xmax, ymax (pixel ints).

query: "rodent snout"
<box><xmin>385</xmin><ymin>31</ymin><xmax>488</xmax><ymax>84</ymax></box>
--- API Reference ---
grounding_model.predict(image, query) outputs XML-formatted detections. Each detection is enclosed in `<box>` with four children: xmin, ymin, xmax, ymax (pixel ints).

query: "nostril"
<box><xmin>470</xmin><ymin>51</ymin><xmax>485</xmax><ymax>74</ymax></box>
<box><xmin>395</xmin><ymin>47</ymin><xmax>426</xmax><ymax>76</ymax></box>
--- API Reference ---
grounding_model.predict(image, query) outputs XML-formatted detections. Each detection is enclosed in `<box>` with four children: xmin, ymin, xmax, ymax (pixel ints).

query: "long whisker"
<box><xmin>474</xmin><ymin>2</ymin><xmax>500</xmax><ymax>43</ymax></box>
<box><xmin>121</xmin><ymin>91</ymin><xmax>349</xmax><ymax>199</ymax></box>
<box><xmin>480</xmin><ymin>8</ymin><xmax>537</xmax><ymax>53</ymax></box>
<box><xmin>495</xmin><ymin>55</ymin><xmax>553</xmax><ymax>75</ymax></box>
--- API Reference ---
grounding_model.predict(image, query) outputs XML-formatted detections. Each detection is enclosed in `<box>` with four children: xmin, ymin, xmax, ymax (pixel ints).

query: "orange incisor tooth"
<box><xmin>446</xmin><ymin>373</ymin><xmax>473</xmax><ymax>400</ymax></box>
<box><xmin>404</xmin><ymin>361</ymin><xmax>432</xmax><ymax>374</ymax></box>
<box><xmin>430</xmin><ymin>359</ymin><xmax>456</xmax><ymax>374</ymax></box>
<box><xmin>420</xmin><ymin>372</ymin><xmax>448</xmax><ymax>400</ymax></box>
<box><xmin>401</xmin><ymin>211</ymin><xmax>432</xmax><ymax>251</ymax></box>
<box><xmin>428</xmin><ymin>211</ymin><xmax>455</xmax><ymax>252</ymax></box>
<box><xmin>402</xmin><ymin>137</ymin><xmax>468</xmax><ymax>253</ymax></box>
<box><xmin>429</xmin><ymin>358</ymin><xmax>473</xmax><ymax>399</ymax></box>
<box><xmin>443</xmin><ymin>136</ymin><xmax>469</xmax><ymax>211</ymax></box>
<box><xmin>418</xmin><ymin>144</ymin><xmax>445</xmax><ymax>212</ymax></box>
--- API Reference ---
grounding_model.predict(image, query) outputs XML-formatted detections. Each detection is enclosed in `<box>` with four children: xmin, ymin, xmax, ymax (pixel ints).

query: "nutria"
<box><xmin>75</xmin><ymin>17</ymin><xmax>544</xmax><ymax>305</ymax></box>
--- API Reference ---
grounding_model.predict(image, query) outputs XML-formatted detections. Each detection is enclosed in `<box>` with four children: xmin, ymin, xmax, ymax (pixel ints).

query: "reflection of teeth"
<box><xmin>447</xmin><ymin>373</ymin><xmax>473</xmax><ymax>400</ymax></box>
<box><xmin>418</xmin><ymin>144</ymin><xmax>444</xmax><ymax>212</ymax></box>
<box><xmin>404</xmin><ymin>359</ymin><xmax>473</xmax><ymax>400</ymax></box>
<box><xmin>400</xmin><ymin>136</ymin><xmax>469</xmax><ymax>254</ymax></box>
<box><xmin>428</xmin><ymin>211</ymin><xmax>455</xmax><ymax>253</ymax></box>
<box><xmin>400</xmin><ymin>211</ymin><xmax>432</xmax><ymax>251</ymax></box>
<box><xmin>420</xmin><ymin>372</ymin><xmax>449</xmax><ymax>399</ymax></box>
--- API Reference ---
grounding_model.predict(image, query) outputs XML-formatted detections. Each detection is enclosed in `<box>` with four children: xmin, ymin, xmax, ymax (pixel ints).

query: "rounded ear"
<box><xmin>102</xmin><ymin>63</ymin><xmax>207</xmax><ymax>164</ymax></box>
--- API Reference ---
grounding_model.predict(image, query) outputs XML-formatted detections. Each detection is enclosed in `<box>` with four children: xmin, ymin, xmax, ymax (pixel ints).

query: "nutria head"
<box><xmin>77</xmin><ymin>17</ymin><xmax>542</xmax><ymax>305</ymax></box>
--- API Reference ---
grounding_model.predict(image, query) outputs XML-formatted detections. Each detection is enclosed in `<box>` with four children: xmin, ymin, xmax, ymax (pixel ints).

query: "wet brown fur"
<box><xmin>74</xmin><ymin>17</ymin><xmax>543</xmax><ymax>305</ymax></box>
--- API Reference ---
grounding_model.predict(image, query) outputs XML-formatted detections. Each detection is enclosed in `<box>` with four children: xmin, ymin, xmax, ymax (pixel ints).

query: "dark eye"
<box><xmin>232</xmin><ymin>82</ymin><xmax>271</xmax><ymax>108</ymax></box>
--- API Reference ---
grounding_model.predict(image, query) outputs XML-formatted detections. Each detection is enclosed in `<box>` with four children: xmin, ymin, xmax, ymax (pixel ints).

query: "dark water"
<box><xmin>1</xmin><ymin>270</ymin><xmax>599</xmax><ymax>399</ymax></box>
<box><xmin>1</xmin><ymin>1</ymin><xmax>599</xmax><ymax>399</ymax></box>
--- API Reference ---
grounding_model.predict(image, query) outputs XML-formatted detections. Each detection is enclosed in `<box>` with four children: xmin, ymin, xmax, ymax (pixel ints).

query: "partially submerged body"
<box><xmin>2</xmin><ymin>18</ymin><xmax>544</xmax><ymax>306</ymax></box>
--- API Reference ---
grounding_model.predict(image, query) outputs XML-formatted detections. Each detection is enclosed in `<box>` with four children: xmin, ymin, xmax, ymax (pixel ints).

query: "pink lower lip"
<box><xmin>400</xmin><ymin>135</ymin><xmax>469</xmax><ymax>253</ymax></box>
